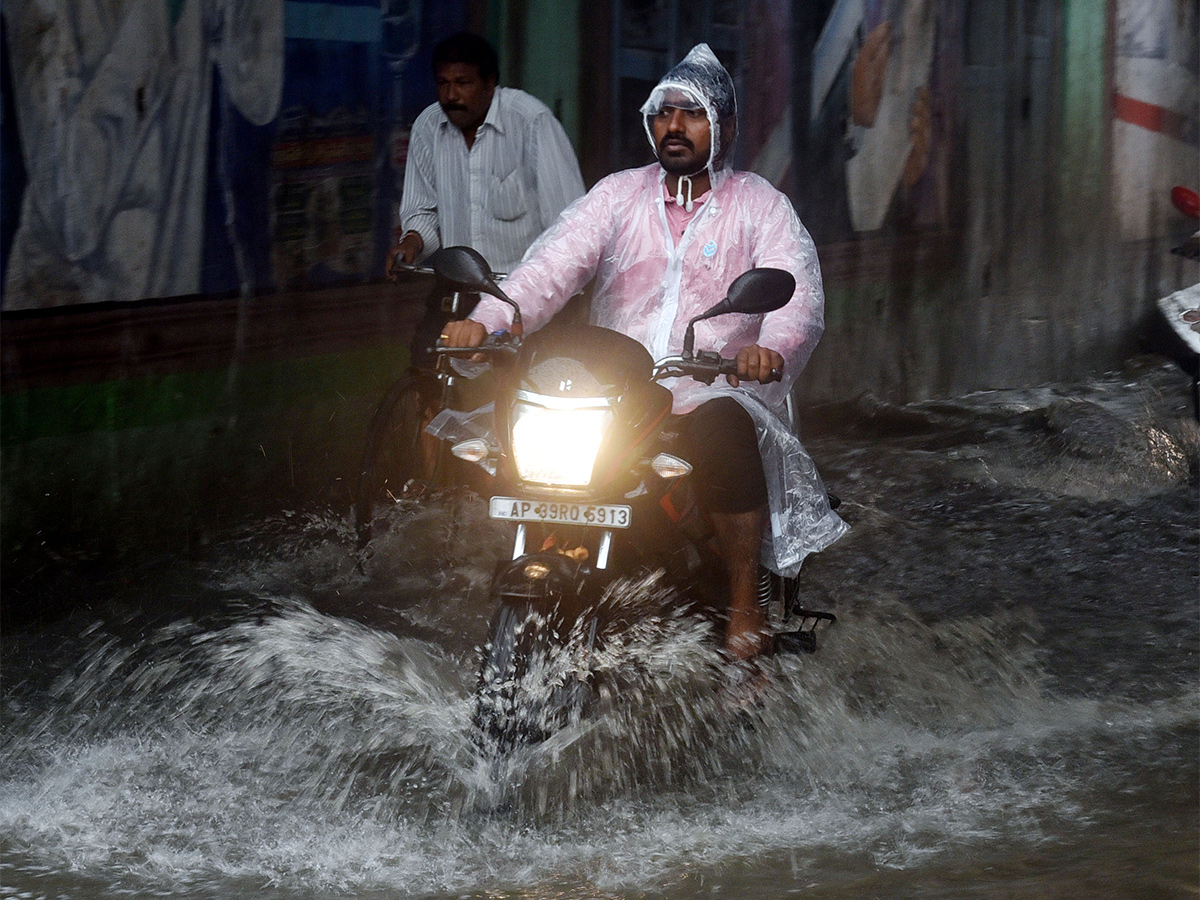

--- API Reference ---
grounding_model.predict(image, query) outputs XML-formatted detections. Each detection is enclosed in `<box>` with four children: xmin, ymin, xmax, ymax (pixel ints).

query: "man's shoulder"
<box><xmin>724</xmin><ymin>169</ymin><xmax>788</xmax><ymax>197</ymax></box>
<box><xmin>495</xmin><ymin>87</ymin><xmax>557</xmax><ymax>122</ymax></box>
<box><xmin>595</xmin><ymin>164</ymin><xmax>660</xmax><ymax>191</ymax></box>
<box><xmin>411</xmin><ymin>102</ymin><xmax>447</xmax><ymax>132</ymax></box>
<box><xmin>568</xmin><ymin>165</ymin><xmax>657</xmax><ymax>207</ymax></box>
<box><xmin>719</xmin><ymin>170</ymin><xmax>798</xmax><ymax>215</ymax></box>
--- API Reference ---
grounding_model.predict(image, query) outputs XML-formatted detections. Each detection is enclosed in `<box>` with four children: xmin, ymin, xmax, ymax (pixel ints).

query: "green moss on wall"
<box><xmin>2</xmin><ymin>345</ymin><xmax>412</xmax><ymax>574</ymax></box>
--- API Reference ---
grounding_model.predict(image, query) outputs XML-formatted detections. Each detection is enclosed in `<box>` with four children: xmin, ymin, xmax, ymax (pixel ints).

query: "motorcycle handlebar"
<box><xmin>652</xmin><ymin>352</ymin><xmax>739</xmax><ymax>385</ymax></box>
<box><xmin>431</xmin><ymin>340</ymin><xmax>776</xmax><ymax>384</ymax></box>
<box><xmin>653</xmin><ymin>352</ymin><xmax>784</xmax><ymax>385</ymax></box>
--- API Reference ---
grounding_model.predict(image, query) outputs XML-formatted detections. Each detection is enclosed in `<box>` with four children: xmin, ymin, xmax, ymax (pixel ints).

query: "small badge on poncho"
<box><xmin>702</xmin><ymin>240</ymin><xmax>717</xmax><ymax>258</ymax></box>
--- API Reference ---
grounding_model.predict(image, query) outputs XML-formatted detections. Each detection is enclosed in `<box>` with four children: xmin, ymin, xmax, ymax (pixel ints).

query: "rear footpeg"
<box><xmin>774</xmin><ymin>608</ymin><xmax>836</xmax><ymax>654</ymax></box>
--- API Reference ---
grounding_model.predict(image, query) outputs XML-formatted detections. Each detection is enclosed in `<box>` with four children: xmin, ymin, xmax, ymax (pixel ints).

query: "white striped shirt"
<box><xmin>399</xmin><ymin>87</ymin><xmax>585</xmax><ymax>275</ymax></box>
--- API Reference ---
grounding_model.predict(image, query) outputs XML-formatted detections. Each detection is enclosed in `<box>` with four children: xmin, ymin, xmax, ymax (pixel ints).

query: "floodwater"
<box><xmin>2</xmin><ymin>357</ymin><xmax>1197</xmax><ymax>899</ymax></box>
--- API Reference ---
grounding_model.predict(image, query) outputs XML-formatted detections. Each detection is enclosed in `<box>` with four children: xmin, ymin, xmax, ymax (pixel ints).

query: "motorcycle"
<box><xmin>425</xmin><ymin>247</ymin><xmax>837</xmax><ymax>754</ymax></box>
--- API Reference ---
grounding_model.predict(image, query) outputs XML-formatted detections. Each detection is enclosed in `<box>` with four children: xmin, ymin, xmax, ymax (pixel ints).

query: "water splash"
<box><xmin>4</xmin><ymin>550</ymin><xmax>1193</xmax><ymax>898</ymax></box>
<box><xmin>2</xmin><ymin>367</ymin><xmax>1195</xmax><ymax>897</ymax></box>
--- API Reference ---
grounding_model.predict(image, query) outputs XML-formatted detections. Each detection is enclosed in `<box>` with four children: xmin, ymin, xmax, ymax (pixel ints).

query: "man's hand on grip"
<box><xmin>728</xmin><ymin>344</ymin><xmax>784</xmax><ymax>387</ymax></box>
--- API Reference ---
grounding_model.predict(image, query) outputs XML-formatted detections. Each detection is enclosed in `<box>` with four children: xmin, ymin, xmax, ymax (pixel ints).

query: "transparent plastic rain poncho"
<box><xmin>439</xmin><ymin>44</ymin><xmax>847</xmax><ymax>576</ymax></box>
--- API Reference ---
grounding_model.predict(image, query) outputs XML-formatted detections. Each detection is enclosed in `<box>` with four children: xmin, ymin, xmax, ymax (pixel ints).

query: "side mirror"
<box><xmin>683</xmin><ymin>268</ymin><xmax>795</xmax><ymax>357</ymax></box>
<box><xmin>429</xmin><ymin>246</ymin><xmax>522</xmax><ymax>327</ymax></box>
<box><xmin>429</xmin><ymin>246</ymin><xmax>494</xmax><ymax>291</ymax></box>
<box><xmin>700</xmin><ymin>268</ymin><xmax>795</xmax><ymax>319</ymax></box>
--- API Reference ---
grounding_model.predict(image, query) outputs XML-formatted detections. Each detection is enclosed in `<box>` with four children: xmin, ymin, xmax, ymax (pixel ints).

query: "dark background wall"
<box><xmin>4</xmin><ymin>0</ymin><xmax>1195</xmax><ymax>398</ymax></box>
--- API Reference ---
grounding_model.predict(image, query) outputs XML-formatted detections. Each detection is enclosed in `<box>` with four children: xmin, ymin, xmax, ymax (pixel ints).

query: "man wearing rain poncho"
<box><xmin>442</xmin><ymin>44</ymin><xmax>848</xmax><ymax>680</ymax></box>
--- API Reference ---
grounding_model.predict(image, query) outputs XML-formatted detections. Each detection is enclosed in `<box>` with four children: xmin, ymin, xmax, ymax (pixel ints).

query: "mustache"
<box><xmin>657</xmin><ymin>133</ymin><xmax>693</xmax><ymax>150</ymax></box>
<box><xmin>441</xmin><ymin>102</ymin><xmax>468</xmax><ymax>112</ymax></box>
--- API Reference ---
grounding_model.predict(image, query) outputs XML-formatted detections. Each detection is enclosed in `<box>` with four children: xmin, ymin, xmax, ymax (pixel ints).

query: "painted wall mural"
<box><xmin>1111</xmin><ymin>0</ymin><xmax>1199</xmax><ymax>242</ymax></box>
<box><xmin>796</xmin><ymin>0</ymin><xmax>960</xmax><ymax>246</ymax></box>
<box><xmin>0</xmin><ymin>0</ymin><xmax>478</xmax><ymax>308</ymax></box>
<box><xmin>2</xmin><ymin>0</ymin><xmax>1194</xmax><ymax>310</ymax></box>
<box><xmin>2</xmin><ymin>0</ymin><xmax>284</xmax><ymax>309</ymax></box>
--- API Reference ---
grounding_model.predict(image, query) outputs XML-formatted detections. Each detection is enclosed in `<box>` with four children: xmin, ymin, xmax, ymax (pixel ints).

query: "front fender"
<box><xmin>491</xmin><ymin>552</ymin><xmax>593</xmax><ymax>614</ymax></box>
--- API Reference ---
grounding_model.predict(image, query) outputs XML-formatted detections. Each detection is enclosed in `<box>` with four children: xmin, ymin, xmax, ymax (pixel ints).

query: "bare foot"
<box><xmin>718</xmin><ymin>657</ymin><xmax>770</xmax><ymax>714</ymax></box>
<box><xmin>724</xmin><ymin>604</ymin><xmax>770</xmax><ymax>661</ymax></box>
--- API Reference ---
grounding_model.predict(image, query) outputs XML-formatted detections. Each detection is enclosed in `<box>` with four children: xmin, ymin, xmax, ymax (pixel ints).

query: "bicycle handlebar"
<box><xmin>432</xmin><ymin>331</ymin><xmax>521</xmax><ymax>360</ymax></box>
<box><xmin>390</xmin><ymin>262</ymin><xmax>509</xmax><ymax>280</ymax></box>
<box><xmin>388</xmin><ymin>263</ymin><xmax>437</xmax><ymax>277</ymax></box>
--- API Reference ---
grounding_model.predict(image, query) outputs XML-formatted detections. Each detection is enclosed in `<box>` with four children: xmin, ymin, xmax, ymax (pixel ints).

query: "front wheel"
<box><xmin>473</xmin><ymin>599</ymin><xmax>597</xmax><ymax>756</ymax></box>
<box><xmin>354</xmin><ymin>370</ymin><xmax>442</xmax><ymax>540</ymax></box>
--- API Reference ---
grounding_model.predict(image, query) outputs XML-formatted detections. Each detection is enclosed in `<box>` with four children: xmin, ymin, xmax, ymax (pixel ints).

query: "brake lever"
<box><xmin>433</xmin><ymin>330</ymin><xmax>521</xmax><ymax>360</ymax></box>
<box><xmin>652</xmin><ymin>352</ymin><xmax>732</xmax><ymax>385</ymax></box>
<box><xmin>387</xmin><ymin>262</ymin><xmax>437</xmax><ymax>280</ymax></box>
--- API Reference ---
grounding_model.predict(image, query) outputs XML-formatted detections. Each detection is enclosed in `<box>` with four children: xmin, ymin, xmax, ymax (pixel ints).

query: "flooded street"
<box><xmin>2</xmin><ymin>357</ymin><xmax>1197</xmax><ymax>900</ymax></box>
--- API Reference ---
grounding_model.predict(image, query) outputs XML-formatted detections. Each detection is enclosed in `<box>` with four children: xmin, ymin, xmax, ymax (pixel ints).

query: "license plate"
<box><xmin>489</xmin><ymin>496</ymin><xmax>632</xmax><ymax>529</ymax></box>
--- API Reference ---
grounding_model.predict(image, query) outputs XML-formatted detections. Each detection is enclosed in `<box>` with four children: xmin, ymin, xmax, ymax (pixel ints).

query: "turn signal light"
<box><xmin>650</xmin><ymin>453</ymin><xmax>693</xmax><ymax>479</ymax></box>
<box><xmin>451</xmin><ymin>439</ymin><xmax>490</xmax><ymax>462</ymax></box>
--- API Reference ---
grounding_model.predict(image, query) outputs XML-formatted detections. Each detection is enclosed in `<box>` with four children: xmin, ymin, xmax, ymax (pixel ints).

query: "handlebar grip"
<box><xmin>653</xmin><ymin>355</ymin><xmax>781</xmax><ymax>384</ymax></box>
<box><xmin>659</xmin><ymin>356</ymin><xmax>729</xmax><ymax>385</ymax></box>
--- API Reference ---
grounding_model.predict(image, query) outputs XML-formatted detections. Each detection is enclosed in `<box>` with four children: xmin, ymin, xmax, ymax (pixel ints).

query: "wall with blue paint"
<box><xmin>0</xmin><ymin>0</ymin><xmax>474</xmax><ymax>301</ymax></box>
<box><xmin>1</xmin><ymin>0</ymin><xmax>1196</xmax><ymax>400</ymax></box>
<box><xmin>217</xmin><ymin>0</ymin><xmax>473</xmax><ymax>294</ymax></box>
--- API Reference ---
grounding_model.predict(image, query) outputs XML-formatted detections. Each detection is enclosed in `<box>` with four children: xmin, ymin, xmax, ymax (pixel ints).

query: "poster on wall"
<box><xmin>270</xmin><ymin>104</ymin><xmax>378</xmax><ymax>289</ymax></box>
<box><xmin>793</xmin><ymin>0</ymin><xmax>961</xmax><ymax>246</ymax></box>
<box><xmin>1112</xmin><ymin>0</ymin><xmax>1199</xmax><ymax>243</ymax></box>
<box><xmin>270</xmin><ymin>1</ymin><xmax>386</xmax><ymax>290</ymax></box>
<box><xmin>1</xmin><ymin>0</ymin><xmax>283</xmax><ymax>309</ymax></box>
<box><xmin>269</xmin><ymin>0</ymin><xmax>466</xmax><ymax>290</ymax></box>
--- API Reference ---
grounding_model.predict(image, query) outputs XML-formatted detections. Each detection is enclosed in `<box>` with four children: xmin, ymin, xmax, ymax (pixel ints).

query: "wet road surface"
<box><xmin>2</xmin><ymin>357</ymin><xmax>1197</xmax><ymax>899</ymax></box>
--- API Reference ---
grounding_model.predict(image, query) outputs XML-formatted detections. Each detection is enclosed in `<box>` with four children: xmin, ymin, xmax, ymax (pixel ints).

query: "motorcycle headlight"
<box><xmin>510</xmin><ymin>392</ymin><xmax>614</xmax><ymax>487</ymax></box>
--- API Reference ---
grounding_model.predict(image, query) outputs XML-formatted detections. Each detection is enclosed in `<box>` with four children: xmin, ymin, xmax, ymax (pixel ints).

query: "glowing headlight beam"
<box><xmin>511</xmin><ymin>403</ymin><xmax>612</xmax><ymax>486</ymax></box>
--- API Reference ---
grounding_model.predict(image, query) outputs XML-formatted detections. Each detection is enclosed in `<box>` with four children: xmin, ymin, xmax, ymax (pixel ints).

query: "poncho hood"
<box><xmin>639</xmin><ymin>43</ymin><xmax>737</xmax><ymax>185</ymax></box>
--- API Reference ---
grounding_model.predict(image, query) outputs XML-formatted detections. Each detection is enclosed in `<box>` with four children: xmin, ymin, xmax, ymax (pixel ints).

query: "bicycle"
<box><xmin>353</xmin><ymin>264</ymin><xmax>496</xmax><ymax>544</ymax></box>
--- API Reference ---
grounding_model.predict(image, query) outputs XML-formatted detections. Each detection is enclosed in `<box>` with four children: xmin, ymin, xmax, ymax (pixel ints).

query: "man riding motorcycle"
<box><xmin>441</xmin><ymin>44</ymin><xmax>847</xmax><ymax>687</ymax></box>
